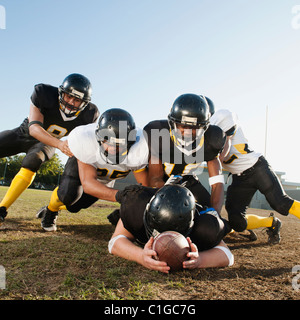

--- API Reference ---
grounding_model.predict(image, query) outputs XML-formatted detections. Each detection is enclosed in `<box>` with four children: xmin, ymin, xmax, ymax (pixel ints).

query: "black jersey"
<box><xmin>19</xmin><ymin>84</ymin><xmax>99</xmax><ymax>139</ymax></box>
<box><xmin>119</xmin><ymin>185</ymin><xmax>230</xmax><ymax>250</ymax></box>
<box><xmin>143</xmin><ymin>120</ymin><xmax>225</xmax><ymax>178</ymax></box>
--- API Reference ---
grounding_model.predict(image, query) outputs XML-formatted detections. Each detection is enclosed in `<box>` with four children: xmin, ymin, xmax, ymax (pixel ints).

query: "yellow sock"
<box><xmin>289</xmin><ymin>200</ymin><xmax>300</xmax><ymax>220</ymax></box>
<box><xmin>48</xmin><ymin>187</ymin><xmax>65</xmax><ymax>212</ymax></box>
<box><xmin>0</xmin><ymin>168</ymin><xmax>36</xmax><ymax>209</ymax></box>
<box><xmin>246</xmin><ymin>214</ymin><xmax>273</xmax><ymax>229</ymax></box>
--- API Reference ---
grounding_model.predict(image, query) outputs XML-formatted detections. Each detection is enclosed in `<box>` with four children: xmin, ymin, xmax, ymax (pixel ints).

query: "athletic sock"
<box><xmin>0</xmin><ymin>167</ymin><xmax>36</xmax><ymax>209</ymax></box>
<box><xmin>48</xmin><ymin>187</ymin><xmax>64</xmax><ymax>212</ymax></box>
<box><xmin>289</xmin><ymin>200</ymin><xmax>300</xmax><ymax>220</ymax></box>
<box><xmin>246</xmin><ymin>214</ymin><xmax>273</xmax><ymax>229</ymax></box>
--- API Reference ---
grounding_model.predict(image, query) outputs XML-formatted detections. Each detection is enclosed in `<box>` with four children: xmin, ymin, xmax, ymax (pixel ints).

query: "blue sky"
<box><xmin>1</xmin><ymin>0</ymin><xmax>300</xmax><ymax>182</ymax></box>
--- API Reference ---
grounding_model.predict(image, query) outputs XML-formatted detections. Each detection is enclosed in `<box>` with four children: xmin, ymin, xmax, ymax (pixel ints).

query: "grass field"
<box><xmin>0</xmin><ymin>186</ymin><xmax>300</xmax><ymax>301</ymax></box>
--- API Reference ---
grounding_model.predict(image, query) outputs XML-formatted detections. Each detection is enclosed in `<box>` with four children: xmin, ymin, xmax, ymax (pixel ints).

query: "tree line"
<box><xmin>0</xmin><ymin>154</ymin><xmax>65</xmax><ymax>190</ymax></box>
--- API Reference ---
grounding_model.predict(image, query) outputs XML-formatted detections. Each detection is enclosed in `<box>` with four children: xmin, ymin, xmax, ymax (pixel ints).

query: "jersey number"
<box><xmin>46</xmin><ymin>124</ymin><xmax>68</xmax><ymax>139</ymax></box>
<box><xmin>97</xmin><ymin>168</ymin><xmax>130</xmax><ymax>180</ymax></box>
<box><xmin>164</xmin><ymin>163</ymin><xmax>202</xmax><ymax>176</ymax></box>
<box><xmin>223</xmin><ymin>143</ymin><xmax>252</xmax><ymax>164</ymax></box>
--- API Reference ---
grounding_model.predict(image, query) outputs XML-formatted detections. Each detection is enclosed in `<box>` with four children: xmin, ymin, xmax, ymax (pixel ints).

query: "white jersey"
<box><xmin>67</xmin><ymin>123</ymin><xmax>149</xmax><ymax>187</ymax></box>
<box><xmin>210</xmin><ymin>109</ymin><xmax>261</xmax><ymax>175</ymax></box>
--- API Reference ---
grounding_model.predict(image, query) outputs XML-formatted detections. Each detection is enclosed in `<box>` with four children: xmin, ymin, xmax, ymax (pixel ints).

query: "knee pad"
<box><xmin>65</xmin><ymin>205</ymin><xmax>82</xmax><ymax>213</ymax></box>
<box><xmin>66</xmin><ymin>193</ymin><xmax>98</xmax><ymax>213</ymax></box>
<box><xmin>57</xmin><ymin>182</ymin><xmax>83</xmax><ymax>207</ymax></box>
<box><xmin>21</xmin><ymin>151</ymin><xmax>46</xmax><ymax>172</ymax></box>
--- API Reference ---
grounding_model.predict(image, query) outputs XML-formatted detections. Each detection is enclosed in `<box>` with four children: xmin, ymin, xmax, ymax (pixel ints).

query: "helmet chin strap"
<box><xmin>58</xmin><ymin>92</ymin><xmax>87</xmax><ymax>118</ymax></box>
<box><xmin>99</xmin><ymin>143</ymin><xmax>128</xmax><ymax>165</ymax></box>
<box><xmin>173</xmin><ymin>124</ymin><xmax>205</xmax><ymax>144</ymax></box>
<box><xmin>59</xmin><ymin>108</ymin><xmax>78</xmax><ymax>121</ymax></box>
<box><xmin>171</xmin><ymin>127</ymin><xmax>205</xmax><ymax>156</ymax></box>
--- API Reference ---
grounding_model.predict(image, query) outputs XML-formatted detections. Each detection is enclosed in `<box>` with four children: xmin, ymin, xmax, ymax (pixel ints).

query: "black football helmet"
<box><xmin>143</xmin><ymin>184</ymin><xmax>195</xmax><ymax>238</ymax></box>
<box><xmin>95</xmin><ymin>108</ymin><xmax>137</xmax><ymax>164</ymax></box>
<box><xmin>168</xmin><ymin>94</ymin><xmax>210</xmax><ymax>155</ymax></box>
<box><xmin>58</xmin><ymin>73</ymin><xmax>92</xmax><ymax>117</ymax></box>
<box><xmin>205</xmin><ymin>96</ymin><xmax>215</xmax><ymax>116</ymax></box>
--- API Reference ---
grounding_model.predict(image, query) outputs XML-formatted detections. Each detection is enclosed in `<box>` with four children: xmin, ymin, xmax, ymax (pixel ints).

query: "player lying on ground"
<box><xmin>109</xmin><ymin>184</ymin><xmax>233</xmax><ymax>273</ymax></box>
<box><xmin>0</xmin><ymin>73</ymin><xmax>99</xmax><ymax>225</ymax></box>
<box><xmin>37</xmin><ymin>108</ymin><xmax>148</xmax><ymax>231</ymax></box>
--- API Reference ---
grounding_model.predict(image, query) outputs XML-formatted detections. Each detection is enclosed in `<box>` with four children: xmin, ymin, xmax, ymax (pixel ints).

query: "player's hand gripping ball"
<box><xmin>152</xmin><ymin>231</ymin><xmax>190</xmax><ymax>272</ymax></box>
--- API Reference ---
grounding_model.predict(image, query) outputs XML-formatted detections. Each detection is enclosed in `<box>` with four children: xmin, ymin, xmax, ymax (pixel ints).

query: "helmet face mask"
<box><xmin>97</xmin><ymin>126</ymin><xmax>130</xmax><ymax>164</ymax></box>
<box><xmin>168</xmin><ymin>94</ymin><xmax>210</xmax><ymax>154</ymax></box>
<box><xmin>95</xmin><ymin>109</ymin><xmax>136</xmax><ymax>164</ymax></box>
<box><xmin>58</xmin><ymin>73</ymin><xmax>92</xmax><ymax>118</ymax></box>
<box><xmin>59</xmin><ymin>92</ymin><xmax>86</xmax><ymax>117</ymax></box>
<box><xmin>170</xmin><ymin>122</ymin><xmax>206</xmax><ymax>148</ymax></box>
<box><xmin>143</xmin><ymin>185</ymin><xmax>196</xmax><ymax>239</ymax></box>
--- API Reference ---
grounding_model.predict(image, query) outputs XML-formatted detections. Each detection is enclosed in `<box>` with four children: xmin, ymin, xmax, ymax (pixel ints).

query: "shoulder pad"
<box><xmin>143</xmin><ymin>120</ymin><xmax>168</xmax><ymax>132</ymax></box>
<box><xmin>210</xmin><ymin>109</ymin><xmax>238</xmax><ymax>134</ymax></box>
<box><xmin>205</xmin><ymin>125</ymin><xmax>226</xmax><ymax>149</ymax></box>
<box><xmin>204</xmin><ymin>125</ymin><xmax>226</xmax><ymax>161</ymax></box>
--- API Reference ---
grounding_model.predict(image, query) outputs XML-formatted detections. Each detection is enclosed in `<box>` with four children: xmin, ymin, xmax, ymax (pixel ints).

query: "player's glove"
<box><xmin>164</xmin><ymin>175</ymin><xmax>183</xmax><ymax>185</ymax></box>
<box><xmin>165</xmin><ymin>174</ymin><xmax>200</xmax><ymax>188</ymax></box>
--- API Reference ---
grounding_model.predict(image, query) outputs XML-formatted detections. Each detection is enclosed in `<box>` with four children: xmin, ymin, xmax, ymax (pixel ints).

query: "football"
<box><xmin>152</xmin><ymin>231</ymin><xmax>190</xmax><ymax>272</ymax></box>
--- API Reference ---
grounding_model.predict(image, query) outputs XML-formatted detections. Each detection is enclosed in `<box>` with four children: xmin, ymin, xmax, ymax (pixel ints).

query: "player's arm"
<box><xmin>77</xmin><ymin>159</ymin><xmax>118</xmax><ymax>202</ymax></box>
<box><xmin>28</xmin><ymin>103</ymin><xmax>73</xmax><ymax>157</ymax></box>
<box><xmin>109</xmin><ymin>219</ymin><xmax>170</xmax><ymax>273</ymax></box>
<box><xmin>219</xmin><ymin>135</ymin><xmax>232</xmax><ymax>163</ymax></box>
<box><xmin>218</xmin><ymin>120</ymin><xmax>236</xmax><ymax>163</ymax></box>
<box><xmin>207</xmin><ymin>157</ymin><xmax>224</xmax><ymax>214</ymax></box>
<box><xmin>147</xmin><ymin>155</ymin><xmax>165</xmax><ymax>188</ymax></box>
<box><xmin>183</xmin><ymin>239</ymin><xmax>233</xmax><ymax>269</ymax></box>
<box><xmin>133</xmin><ymin>167</ymin><xmax>149</xmax><ymax>186</ymax></box>
<box><xmin>219</xmin><ymin>124</ymin><xmax>236</xmax><ymax>163</ymax></box>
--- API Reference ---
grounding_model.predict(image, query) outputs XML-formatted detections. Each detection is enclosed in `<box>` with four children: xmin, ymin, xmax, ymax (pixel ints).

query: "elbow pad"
<box><xmin>108</xmin><ymin>235</ymin><xmax>128</xmax><ymax>254</ymax></box>
<box><xmin>214</xmin><ymin>246</ymin><xmax>234</xmax><ymax>266</ymax></box>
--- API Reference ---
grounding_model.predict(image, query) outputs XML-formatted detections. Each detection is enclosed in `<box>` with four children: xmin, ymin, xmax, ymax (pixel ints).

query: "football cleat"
<box><xmin>36</xmin><ymin>206</ymin><xmax>58</xmax><ymax>232</ymax></box>
<box><xmin>247</xmin><ymin>229</ymin><xmax>258</xmax><ymax>241</ymax></box>
<box><xmin>266</xmin><ymin>213</ymin><xmax>281</xmax><ymax>244</ymax></box>
<box><xmin>236</xmin><ymin>229</ymin><xmax>258</xmax><ymax>241</ymax></box>
<box><xmin>227</xmin><ymin>229</ymin><xmax>258</xmax><ymax>241</ymax></box>
<box><xmin>0</xmin><ymin>206</ymin><xmax>7</xmax><ymax>225</ymax></box>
